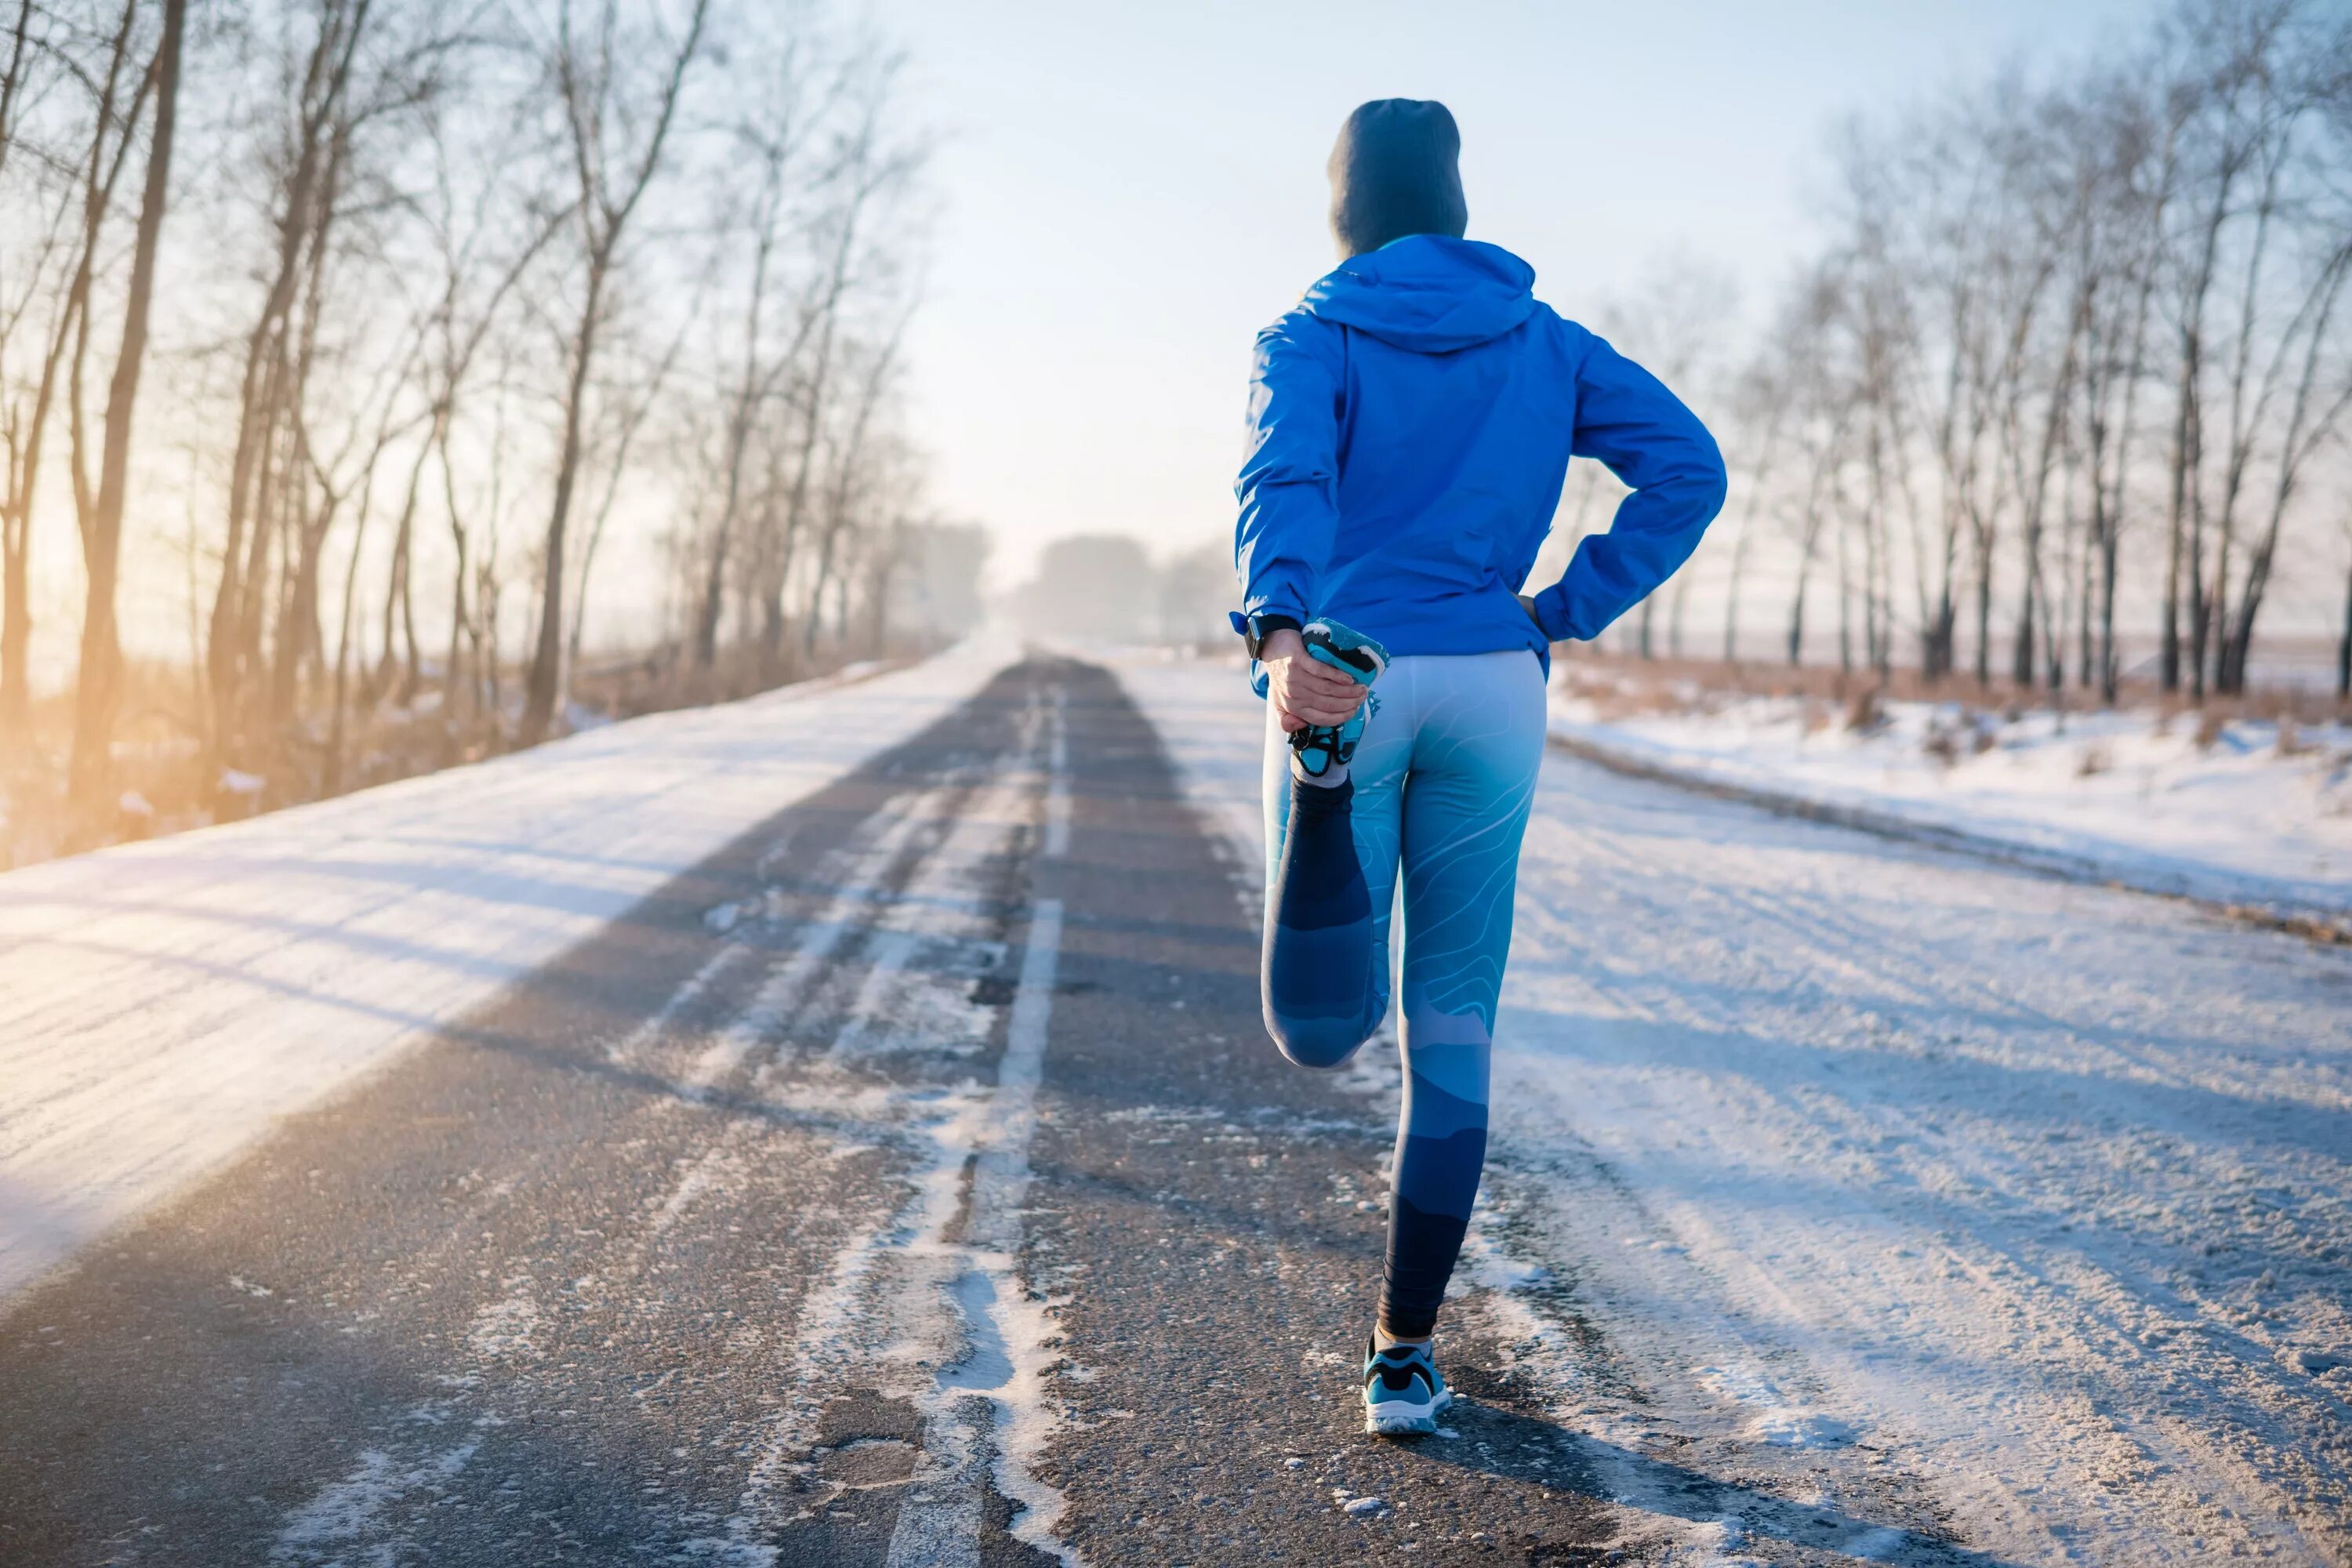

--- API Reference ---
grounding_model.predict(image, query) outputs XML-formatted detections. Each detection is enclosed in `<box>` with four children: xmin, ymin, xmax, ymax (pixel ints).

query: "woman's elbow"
<box><xmin>1687</xmin><ymin>433</ymin><xmax>1730</xmax><ymax>526</ymax></box>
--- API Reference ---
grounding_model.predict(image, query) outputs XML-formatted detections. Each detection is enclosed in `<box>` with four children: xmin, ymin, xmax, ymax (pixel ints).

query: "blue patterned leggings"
<box><xmin>1258</xmin><ymin>650</ymin><xmax>1545</xmax><ymax>1338</ymax></box>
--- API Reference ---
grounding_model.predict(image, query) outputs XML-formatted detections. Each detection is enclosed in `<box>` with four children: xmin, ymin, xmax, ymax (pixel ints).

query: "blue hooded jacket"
<box><xmin>1232</xmin><ymin>235</ymin><xmax>1727</xmax><ymax>681</ymax></box>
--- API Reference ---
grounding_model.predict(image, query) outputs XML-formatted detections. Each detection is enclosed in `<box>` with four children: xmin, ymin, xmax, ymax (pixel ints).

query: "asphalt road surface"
<box><xmin>2</xmin><ymin>655</ymin><xmax>2344</xmax><ymax>1566</ymax></box>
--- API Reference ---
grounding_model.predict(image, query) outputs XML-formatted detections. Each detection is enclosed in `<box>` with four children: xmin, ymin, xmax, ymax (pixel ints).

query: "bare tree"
<box><xmin>688</xmin><ymin>33</ymin><xmax>832</xmax><ymax>674</ymax></box>
<box><xmin>0</xmin><ymin>0</ymin><xmax>78</xmax><ymax>739</ymax></box>
<box><xmin>1596</xmin><ymin>254</ymin><xmax>1737</xmax><ymax>659</ymax></box>
<box><xmin>66</xmin><ymin>0</ymin><xmax>184</xmax><ymax>808</ymax></box>
<box><xmin>517</xmin><ymin>0</ymin><xmax>710</xmax><ymax>742</ymax></box>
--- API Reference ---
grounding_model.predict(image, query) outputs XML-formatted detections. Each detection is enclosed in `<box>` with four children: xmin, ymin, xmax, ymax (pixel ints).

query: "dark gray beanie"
<box><xmin>1327</xmin><ymin>99</ymin><xmax>1468</xmax><ymax>259</ymax></box>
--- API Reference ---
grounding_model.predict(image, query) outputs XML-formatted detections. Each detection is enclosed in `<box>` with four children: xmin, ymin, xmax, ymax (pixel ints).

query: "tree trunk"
<box><xmin>2075</xmin><ymin>521</ymin><xmax>2092</xmax><ymax>695</ymax></box>
<box><xmin>1921</xmin><ymin>594</ymin><xmax>1955</xmax><ymax>686</ymax></box>
<box><xmin>2160</xmin><ymin>350</ymin><xmax>2193</xmax><ymax>694</ymax></box>
<box><xmin>1785</xmin><ymin>567</ymin><xmax>1808</xmax><ymax>668</ymax></box>
<box><xmin>0</xmin><ymin>262</ymin><xmax>82</xmax><ymax>744</ymax></box>
<box><xmin>375</xmin><ymin>508</ymin><xmax>405</xmax><ymax>694</ymax></box>
<box><xmin>324</xmin><ymin>470</ymin><xmax>380</xmax><ymax>796</ymax></box>
<box><xmin>2339</xmin><ymin>551</ymin><xmax>2351</xmax><ymax>702</ymax></box>
<box><xmin>17</xmin><ymin>2</ymin><xmax>141</xmax><ymax>744</ymax></box>
<box><xmin>0</xmin><ymin>496</ymin><xmax>26</xmax><ymax>739</ymax></box>
<box><xmin>521</xmin><ymin>258</ymin><xmax>605</xmax><ymax>740</ymax></box>
<box><xmin>2010</xmin><ymin>570</ymin><xmax>2037</xmax><ymax>688</ymax></box>
<box><xmin>1835</xmin><ymin>504</ymin><xmax>1853</xmax><ymax>677</ymax></box>
<box><xmin>1972</xmin><ymin>553</ymin><xmax>1992</xmax><ymax>690</ymax></box>
<box><xmin>2162</xmin><ymin>180</ymin><xmax>2229</xmax><ymax>695</ymax></box>
<box><xmin>68</xmin><ymin>0</ymin><xmax>183</xmax><ymax>808</ymax></box>
<box><xmin>207</xmin><ymin>5</ymin><xmax>364</xmax><ymax>748</ymax></box>
<box><xmin>2187</xmin><ymin>498</ymin><xmax>2209</xmax><ymax>703</ymax></box>
<box><xmin>2099</xmin><ymin>530</ymin><xmax>2119</xmax><ymax>705</ymax></box>
<box><xmin>273</xmin><ymin>488</ymin><xmax>327</xmax><ymax>725</ymax></box>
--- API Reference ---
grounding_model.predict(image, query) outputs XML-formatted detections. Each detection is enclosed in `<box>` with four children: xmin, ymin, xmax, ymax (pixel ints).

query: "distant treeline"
<box><xmin>1572</xmin><ymin>0</ymin><xmax>2352</xmax><ymax>702</ymax></box>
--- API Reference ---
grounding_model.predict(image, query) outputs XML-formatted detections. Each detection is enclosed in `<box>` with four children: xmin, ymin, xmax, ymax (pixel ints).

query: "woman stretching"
<box><xmin>1232</xmin><ymin>99</ymin><xmax>1727</xmax><ymax>1436</ymax></box>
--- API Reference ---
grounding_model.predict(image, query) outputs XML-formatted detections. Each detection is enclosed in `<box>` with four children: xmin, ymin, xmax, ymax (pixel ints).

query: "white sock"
<box><xmin>1291</xmin><ymin>754</ymin><xmax>1350</xmax><ymax>788</ymax></box>
<box><xmin>1374</xmin><ymin>1324</ymin><xmax>1432</xmax><ymax>1352</ymax></box>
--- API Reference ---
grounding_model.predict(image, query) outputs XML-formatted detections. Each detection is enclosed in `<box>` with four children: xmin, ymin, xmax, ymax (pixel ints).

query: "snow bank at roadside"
<box><xmin>1550</xmin><ymin>684</ymin><xmax>2352</xmax><ymax>925</ymax></box>
<box><xmin>0</xmin><ymin>640</ymin><xmax>1014</xmax><ymax>1302</ymax></box>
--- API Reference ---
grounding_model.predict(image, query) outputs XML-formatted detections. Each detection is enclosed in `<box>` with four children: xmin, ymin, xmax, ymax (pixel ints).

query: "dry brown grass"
<box><xmin>1556</xmin><ymin>648</ymin><xmax>2350</xmax><ymax>726</ymax></box>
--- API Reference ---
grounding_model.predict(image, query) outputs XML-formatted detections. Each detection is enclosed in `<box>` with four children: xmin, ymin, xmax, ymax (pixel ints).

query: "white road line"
<box><xmin>889</xmin><ymin>685</ymin><xmax>1078</xmax><ymax>1567</ymax></box>
<box><xmin>887</xmin><ymin>898</ymin><xmax>1069</xmax><ymax>1568</ymax></box>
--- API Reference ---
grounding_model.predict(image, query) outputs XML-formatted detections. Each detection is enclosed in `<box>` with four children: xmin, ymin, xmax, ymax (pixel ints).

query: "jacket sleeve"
<box><xmin>1232</xmin><ymin>321</ymin><xmax>1341</xmax><ymax>630</ymax></box>
<box><xmin>1529</xmin><ymin>328</ymin><xmax>1729</xmax><ymax>644</ymax></box>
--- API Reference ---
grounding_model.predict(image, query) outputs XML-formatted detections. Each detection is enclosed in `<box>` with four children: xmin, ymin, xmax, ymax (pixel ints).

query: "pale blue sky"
<box><xmin>862</xmin><ymin>0</ymin><xmax>2157</xmax><ymax>583</ymax></box>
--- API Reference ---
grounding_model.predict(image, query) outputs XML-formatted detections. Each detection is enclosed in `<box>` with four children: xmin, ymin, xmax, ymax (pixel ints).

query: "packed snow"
<box><xmin>0</xmin><ymin>641</ymin><xmax>1014</xmax><ymax>1302</ymax></box>
<box><xmin>1120</xmin><ymin>650</ymin><xmax>2352</xmax><ymax>1566</ymax></box>
<box><xmin>1548</xmin><ymin>674</ymin><xmax>2352</xmax><ymax>928</ymax></box>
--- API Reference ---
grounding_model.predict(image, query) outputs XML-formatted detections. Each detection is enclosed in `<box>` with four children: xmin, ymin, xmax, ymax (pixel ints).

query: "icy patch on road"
<box><xmin>1694</xmin><ymin>1363</ymin><xmax>1860</xmax><ymax>1449</ymax></box>
<box><xmin>271</xmin><ymin>1406</ymin><xmax>495</xmax><ymax>1563</ymax></box>
<box><xmin>466</xmin><ymin>1279</ymin><xmax>540</xmax><ymax>1360</ymax></box>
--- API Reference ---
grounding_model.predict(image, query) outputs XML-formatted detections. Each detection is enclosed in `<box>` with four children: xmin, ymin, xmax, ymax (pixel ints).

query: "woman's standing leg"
<box><xmin>1380</xmin><ymin>651</ymin><xmax>1545</xmax><ymax>1340</ymax></box>
<box><xmin>1259</xmin><ymin>683</ymin><xmax>1406</xmax><ymax>1069</ymax></box>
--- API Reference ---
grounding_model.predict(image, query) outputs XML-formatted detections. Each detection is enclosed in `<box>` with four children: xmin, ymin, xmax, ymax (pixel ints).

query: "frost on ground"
<box><xmin>1550</xmin><ymin>671</ymin><xmax>2352</xmax><ymax>927</ymax></box>
<box><xmin>1120</xmin><ymin>652</ymin><xmax>2352</xmax><ymax>1567</ymax></box>
<box><xmin>0</xmin><ymin>639</ymin><xmax>1014</xmax><ymax>1302</ymax></box>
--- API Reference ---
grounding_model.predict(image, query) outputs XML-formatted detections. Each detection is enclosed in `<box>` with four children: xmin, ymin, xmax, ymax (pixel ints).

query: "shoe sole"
<box><xmin>1363</xmin><ymin>1388</ymin><xmax>1451</xmax><ymax>1436</ymax></box>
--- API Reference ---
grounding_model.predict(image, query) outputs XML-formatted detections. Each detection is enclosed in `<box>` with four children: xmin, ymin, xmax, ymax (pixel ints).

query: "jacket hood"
<box><xmin>1301</xmin><ymin>235</ymin><xmax>1537</xmax><ymax>353</ymax></box>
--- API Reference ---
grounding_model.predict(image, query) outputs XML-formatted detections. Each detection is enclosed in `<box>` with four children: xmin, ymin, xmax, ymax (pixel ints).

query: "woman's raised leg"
<box><xmin>1258</xmin><ymin>682</ymin><xmax>1404</xmax><ymax>1069</ymax></box>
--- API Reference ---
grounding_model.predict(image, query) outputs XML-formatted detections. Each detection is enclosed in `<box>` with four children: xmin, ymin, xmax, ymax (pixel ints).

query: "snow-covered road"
<box><xmin>2</xmin><ymin>647</ymin><xmax>2345</xmax><ymax>1566</ymax></box>
<box><xmin>1127</xmin><ymin>653</ymin><xmax>2352</xmax><ymax>1565</ymax></box>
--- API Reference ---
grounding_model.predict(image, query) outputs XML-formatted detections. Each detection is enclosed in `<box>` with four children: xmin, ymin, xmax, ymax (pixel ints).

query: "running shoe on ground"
<box><xmin>1363</xmin><ymin>1336</ymin><xmax>1451</xmax><ymax>1436</ymax></box>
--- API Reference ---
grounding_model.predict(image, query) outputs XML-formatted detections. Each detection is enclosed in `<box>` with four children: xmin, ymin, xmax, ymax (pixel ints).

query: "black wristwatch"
<box><xmin>1240</xmin><ymin>612</ymin><xmax>1301</xmax><ymax>660</ymax></box>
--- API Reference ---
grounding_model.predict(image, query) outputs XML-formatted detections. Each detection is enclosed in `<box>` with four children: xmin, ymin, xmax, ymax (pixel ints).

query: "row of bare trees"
<box><xmin>1602</xmin><ymin>0</ymin><xmax>2352</xmax><ymax>702</ymax></box>
<box><xmin>0</xmin><ymin>0</ymin><xmax>941</xmax><ymax>836</ymax></box>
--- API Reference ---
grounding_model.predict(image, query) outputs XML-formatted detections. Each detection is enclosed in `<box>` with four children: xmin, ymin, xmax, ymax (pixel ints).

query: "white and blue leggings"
<box><xmin>1258</xmin><ymin>650</ymin><xmax>1545</xmax><ymax>1338</ymax></box>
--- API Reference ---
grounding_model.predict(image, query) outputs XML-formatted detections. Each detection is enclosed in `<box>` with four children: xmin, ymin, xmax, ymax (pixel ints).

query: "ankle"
<box><xmin>1374</xmin><ymin>1323</ymin><xmax>1432</xmax><ymax>1352</ymax></box>
<box><xmin>1289</xmin><ymin>768</ymin><xmax>1354</xmax><ymax>808</ymax></box>
<box><xmin>1291</xmin><ymin>756</ymin><xmax>1351</xmax><ymax>789</ymax></box>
